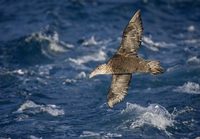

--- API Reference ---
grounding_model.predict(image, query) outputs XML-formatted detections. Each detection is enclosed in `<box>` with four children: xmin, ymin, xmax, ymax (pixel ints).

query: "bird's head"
<box><xmin>89</xmin><ymin>64</ymin><xmax>110</xmax><ymax>78</ymax></box>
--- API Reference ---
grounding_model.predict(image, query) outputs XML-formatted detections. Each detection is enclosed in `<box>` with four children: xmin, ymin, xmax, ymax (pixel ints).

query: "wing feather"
<box><xmin>107</xmin><ymin>74</ymin><xmax>132</xmax><ymax>108</ymax></box>
<box><xmin>118</xmin><ymin>10</ymin><xmax>143</xmax><ymax>56</ymax></box>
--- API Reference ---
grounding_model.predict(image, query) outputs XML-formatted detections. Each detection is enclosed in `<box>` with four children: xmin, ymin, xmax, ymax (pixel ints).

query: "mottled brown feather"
<box><xmin>89</xmin><ymin>10</ymin><xmax>164</xmax><ymax>108</ymax></box>
<box><xmin>118</xmin><ymin>10</ymin><xmax>143</xmax><ymax>56</ymax></box>
<box><xmin>107</xmin><ymin>10</ymin><xmax>142</xmax><ymax>108</ymax></box>
<box><xmin>107</xmin><ymin>74</ymin><xmax>132</xmax><ymax>108</ymax></box>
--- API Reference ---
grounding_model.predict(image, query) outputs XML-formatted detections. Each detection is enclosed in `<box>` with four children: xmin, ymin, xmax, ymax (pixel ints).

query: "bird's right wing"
<box><xmin>117</xmin><ymin>10</ymin><xmax>143</xmax><ymax>56</ymax></box>
<box><xmin>107</xmin><ymin>74</ymin><xmax>132</xmax><ymax>108</ymax></box>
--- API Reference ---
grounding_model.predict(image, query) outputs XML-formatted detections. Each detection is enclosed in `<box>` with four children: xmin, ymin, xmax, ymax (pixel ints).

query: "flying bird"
<box><xmin>89</xmin><ymin>10</ymin><xmax>164</xmax><ymax>108</ymax></box>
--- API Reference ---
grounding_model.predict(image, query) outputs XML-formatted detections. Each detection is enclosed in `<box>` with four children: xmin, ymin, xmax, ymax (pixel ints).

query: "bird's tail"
<box><xmin>147</xmin><ymin>61</ymin><xmax>164</xmax><ymax>75</ymax></box>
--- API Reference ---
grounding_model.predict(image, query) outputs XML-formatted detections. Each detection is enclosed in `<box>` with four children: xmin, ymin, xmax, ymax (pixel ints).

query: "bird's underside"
<box><xmin>89</xmin><ymin>10</ymin><xmax>164</xmax><ymax>108</ymax></box>
<box><xmin>106</xmin><ymin>55</ymin><xmax>163</xmax><ymax>108</ymax></box>
<box><xmin>107</xmin><ymin>74</ymin><xmax>132</xmax><ymax>108</ymax></box>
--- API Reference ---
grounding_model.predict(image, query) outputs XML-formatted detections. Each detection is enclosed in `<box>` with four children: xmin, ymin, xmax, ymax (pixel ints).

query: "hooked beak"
<box><xmin>89</xmin><ymin>71</ymin><xmax>96</xmax><ymax>78</ymax></box>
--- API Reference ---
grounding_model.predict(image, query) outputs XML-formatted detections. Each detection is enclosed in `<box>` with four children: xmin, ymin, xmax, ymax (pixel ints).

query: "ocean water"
<box><xmin>0</xmin><ymin>0</ymin><xmax>200</xmax><ymax>138</ymax></box>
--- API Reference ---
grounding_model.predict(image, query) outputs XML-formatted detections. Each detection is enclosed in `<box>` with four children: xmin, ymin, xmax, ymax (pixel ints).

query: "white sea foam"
<box><xmin>62</xmin><ymin>72</ymin><xmax>87</xmax><ymax>85</ymax></box>
<box><xmin>80</xmin><ymin>131</ymin><xmax>100</xmax><ymax>137</ymax></box>
<box><xmin>17</xmin><ymin>100</ymin><xmax>64</xmax><ymax>116</ymax></box>
<box><xmin>15</xmin><ymin>114</ymin><xmax>29</xmax><ymax>121</ymax></box>
<box><xmin>6</xmin><ymin>69</ymin><xmax>28</xmax><ymax>75</ymax></box>
<box><xmin>121</xmin><ymin>103</ymin><xmax>174</xmax><ymax>131</ymax></box>
<box><xmin>29</xmin><ymin>135</ymin><xmax>43</xmax><ymax>139</ymax></box>
<box><xmin>37</xmin><ymin>64</ymin><xmax>53</xmax><ymax>76</ymax></box>
<box><xmin>80</xmin><ymin>131</ymin><xmax>122</xmax><ymax>138</ymax></box>
<box><xmin>76</xmin><ymin>71</ymin><xmax>87</xmax><ymax>79</ymax></box>
<box><xmin>142</xmin><ymin>36</ymin><xmax>175</xmax><ymax>51</ymax></box>
<box><xmin>174</xmin><ymin>82</ymin><xmax>200</xmax><ymax>94</ymax></box>
<box><xmin>25</xmin><ymin>31</ymin><xmax>74</xmax><ymax>53</ymax></box>
<box><xmin>187</xmin><ymin>56</ymin><xmax>200</xmax><ymax>64</ymax></box>
<box><xmin>172</xmin><ymin>106</ymin><xmax>195</xmax><ymax>116</ymax></box>
<box><xmin>69</xmin><ymin>49</ymin><xmax>107</xmax><ymax>65</ymax></box>
<box><xmin>82</xmin><ymin>36</ymin><xmax>99</xmax><ymax>46</ymax></box>
<box><xmin>166</xmin><ymin>65</ymin><xmax>180</xmax><ymax>72</ymax></box>
<box><xmin>82</xmin><ymin>36</ymin><xmax>111</xmax><ymax>46</ymax></box>
<box><xmin>63</xmin><ymin>79</ymin><xmax>77</xmax><ymax>84</ymax></box>
<box><xmin>13</xmin><ymin>69</ymin><xmax>27</xmax><ymax>75</ymax></box>
<box><xmin>187</xmin><ymin>25</ymin><xmax>195</xmax><ymax>32</ymax></box>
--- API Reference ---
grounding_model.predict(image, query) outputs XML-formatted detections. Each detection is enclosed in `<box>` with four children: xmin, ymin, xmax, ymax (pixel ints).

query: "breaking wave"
<box><xmin>81</xmin><ymin>36</ymin><xmax>111</xmax><ymax>47</ymax></box>
<box><xmin>62</xmin><ymin>71</ymin><xmax>87</xmax><ymax>84</ymax></box>
<box><xmin>0</xmin><ymin>30</ymin><xmax>73</xmax><ymax>66</ymax></box>
<box><xmin>25</xmin><ymin>30</ymin><xmax>74</xmax><ymax>56</ymax></box>
<box><xmin>187</xmin><ymin>56</ymin><xmax>200</xmax><ymax>64</ymax></box>
<box><xmin>16</xmin><ymin>100</ymin><xmax>64</xmax><ymax>117</ymax></box>
<box><xmin>120</xmin><ymin>103</ymin><xmax>174</xmax><ymax>131</ymax></box>
<box><xmin>62</xmin><ymin>71</ymin><xmax>87</xmax><ymax>85</ymax></box>
<box><xmin>29</xmin><ymin>135</ymin><xmax>43</xmax><ymax>139</ymax></box>
<box><xmin>76</xmin><ymin>71</ymin><xmax>87</xmax><ymax>79</ymax></box>
<box><xmin>81</xmin><ymin>36</ymin><xmax>100</xmax><ymax>46</ymax></box>
<box><xmin>174</xmin><ymin>82</ymin><xmax>200</xmax><ymax>94</ymax></box>
<box><xmin>7</xmin><ymin>69</ymin><xmax>28</xmax><ymax>76</ymax></box>
<box><xmin>69</xmin><ymin>49</ymin><xmax>107</xmax><ymax>65</ymax></box>
<box><xmin>142</xmin><ymin>36</ymin><xmax>176</xmax><ymax>51</ymax></box>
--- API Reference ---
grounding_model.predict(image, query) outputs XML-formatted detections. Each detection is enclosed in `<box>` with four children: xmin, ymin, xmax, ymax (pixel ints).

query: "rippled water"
<box><xmin>0</xmin><ymin>0</ymin><xmax>200</xmax><ymax>138</ymax></box>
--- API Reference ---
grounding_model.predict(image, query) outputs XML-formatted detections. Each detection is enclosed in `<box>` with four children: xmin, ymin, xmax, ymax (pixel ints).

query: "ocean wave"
<box><xmin>142</xmin><ymin>36</ymin><xmax>176</xmax><ymax>51</ymax></box>
<box><xmin>187</xmin><ymin>25</ymin><xmax>195</xmax><ymax>32</ymax></box>
<box><xmin>166</xmin><ymin>65</ymin><xmax>181</xmax><ymax>72</ymax></box>
<box><xmin>62</xmin><ymin>71</ymin><xmax>87</xmax><ymax>85</ymax></box>
<box><xmin>172</xmin><ymin>106</ymin><xmax>195</xmax><ymax>116</ymax></box>
<box><xmin>184</xmin><ymin>39</ymin><xmax>200</xmax><ymax>44</ymax></box>
<box><xmin>76</xmin><ymin>71</ymin><xmax>87</xmax><ymax>79</ymax></box>
<box><xmin>29</xmin><ymin>135</ymin><xmax>42</xmax><ymax>139</ymax></box>
<box><xmin>16</xmin><ymin>100</ymin><xmax>64</xmax><ymax>117</ymax></box>
<box><xmin>25</xmin><ymin>31</ymin><xmax>74</xmax><ymax>54</ymax></box>
<box><xmin>81</xmin><ymin>36</ymin><xmax>111</xmax><ymax>47</ymax></box>
<box><xmin>0</xmin><ymin>30</ymin><xmax>74</xmax><ymax>66</ymax></box>
<box><xmin>187</xmin><ymin>56</ymin><xmax>200</xmax><ymax>64</ymax></box>
<box><xmin>62</xmin><ymin>79</ymin><xmax>77</xmax><ymax>84</ymax></box>
<box><xmin>69</xmin><ymin>49</ymin><xmax>107</xmax><ymax>65</ymax></box>
<box><xmin>80</xmin><ymin>131</ymin><xmax>122</xmax><ymax>138</ymax></box>
<box><xmin>15</xmin><ymin>114</ymin><xmax>29</xmax><ymax>122</ymax></box>
<box><xmin>5</xmin><ymin>69</ymin><xmax>28</xmax><ymax>76</ymax></box>
<box><xmin>81</xmin><ymin>36</ymin><xmax>100</xmax><ymax>46</ymax></box>
<box><xmin>120</xmin><ymin>103</ymin><xmax>174</xmax><ymax>131</ymax></box>
<box><xmin>37</xmin><ymin>64</ymin><xmax>54</xmax><ymax>76</ymax></box>
<box><xmin>13</xmin><ymin>69</ymin><xmax>28</xmax><ymax>75</ymax></box>
<box><xmin>174</xmin><ymin>82</ymin><xmax>200</xmax><ymax>94</ymax></box>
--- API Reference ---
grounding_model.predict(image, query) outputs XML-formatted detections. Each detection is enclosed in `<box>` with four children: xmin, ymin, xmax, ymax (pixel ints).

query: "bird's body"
<box><xmin>107</xmin><ymin>54</ymin><xmax>149</xmax><ymax>74</ymax></box>
<box><xmin>89</xmin><ymin>10</ymin><xmax>164</xmax><ymax>108</ymax></box>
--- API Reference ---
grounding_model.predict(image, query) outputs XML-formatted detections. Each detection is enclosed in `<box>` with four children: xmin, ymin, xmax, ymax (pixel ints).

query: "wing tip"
<box><xmin>108</xmin><ymin>101</ymin><xmax>114</xmax><ymax>108</ymax></box>
<box><xmin>136</xmin><ymin>9</ymin><xmax>141</xmax><ymax>15</ymax></box>
<box><xmin>130</xmin><ymin>9</ymin><xmax>142</xmax><ymax>23</ymax></box>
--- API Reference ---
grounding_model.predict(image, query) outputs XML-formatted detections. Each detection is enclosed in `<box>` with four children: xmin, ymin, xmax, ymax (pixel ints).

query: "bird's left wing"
<box><xmin>117</xmin><ymin>10</ymin><xmax>143</xmax><ymax>56</ymax></box>
<box><xmin>107</xmin><ymin>74</ymin><xmax>132</xmax><ymax>108</ymax></box>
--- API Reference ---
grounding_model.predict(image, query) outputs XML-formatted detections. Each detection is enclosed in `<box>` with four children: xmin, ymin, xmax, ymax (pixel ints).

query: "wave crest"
<box><xmin>143</xmin><ymin>36</ymin><xmax>176</xmax><ymax>51</ymax></box>
<box><xmin>121</xmin><ymin>103</ymin><xmax>174</xmax><ymax>131</ymax></box>
<box><xmin>25</xmin><ymin>31</ymin><xmax>74</xmax><ymax>55</ymax></box>
<box><xmin>187</xmin><ymin>56</ymin><xmax>200</xmax><ymax>64</ymax></box>
<box><xmin>174</xmin><ymin>82</ymin><xmax>200</xmax><ymax>94</ymax></box>
<box><xmin>81</xmin><ymin>36</ymin><xmax>111</xmax><ymax>47</ymax></box>
<box><xmin>16</xmin><ymin>100</ymin><xmax>64</xmax><ymax>117</ymax></box>
<box><xmin>69</xmin><ymin>49</ymin><xmax>107</xmax><ymax>65</ymax></box>
<box><xmin>0</xmin><ymin>30</ymin><xmax>74</xmax><ymax>66</ymax></box>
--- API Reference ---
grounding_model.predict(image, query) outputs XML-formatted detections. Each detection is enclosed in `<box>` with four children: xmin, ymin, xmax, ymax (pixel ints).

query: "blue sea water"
<box><xmin>0</xmin><ymin>0</ymin><xmax>200</xmax><ymax>138</ymax></box>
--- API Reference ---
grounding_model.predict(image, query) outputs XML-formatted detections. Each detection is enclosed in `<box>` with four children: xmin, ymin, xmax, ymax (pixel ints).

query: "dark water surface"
<box><xmin>0</xmin><ymin>0</ymin><xmax>200</xmax><ymax>138</ymax></box>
